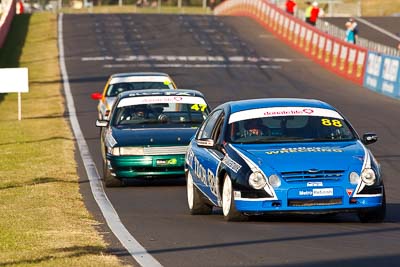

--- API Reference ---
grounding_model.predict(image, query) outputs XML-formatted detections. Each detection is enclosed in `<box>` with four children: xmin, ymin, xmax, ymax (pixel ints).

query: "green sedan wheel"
<box><xmin>103</xmin><ymin>160</ymin><xmax>122</xmax><ymax>187</ymax></box>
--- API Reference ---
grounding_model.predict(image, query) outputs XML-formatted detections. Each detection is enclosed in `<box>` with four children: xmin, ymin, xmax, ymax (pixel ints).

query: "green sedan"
<box><xmin>96</xmin><ymin>89</ymin><xmax>210</xmax><ymax>187</ymax></box>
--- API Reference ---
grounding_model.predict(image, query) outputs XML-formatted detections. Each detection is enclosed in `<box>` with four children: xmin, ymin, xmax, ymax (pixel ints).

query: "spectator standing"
<box><xmin>309</xmin><ymin>1</ymin><xmax>320</xmax><ymax>26</ymax></box>
<box><xmin>345</xmin><ymin>21</ymin><xmax>355</xmax><ymax>44</ymax></box>
<box><xmin>285</xmin><ymin>0</ymin><xmax>296</xmax><ymax>15</ymax></box>
<box><xmin>209</xmin><ymin>0</ymin><xmax>216</xmax><ymax>10</ymax></box>
<box><xmin>349</xmin><ymin>17</ymin><xmax>359</xmax><ymax>44</ymax></box>
<box><xmin>305</xmin><ymin>1</ymin><xmax>312</xmax><ymax>24</ymax></box>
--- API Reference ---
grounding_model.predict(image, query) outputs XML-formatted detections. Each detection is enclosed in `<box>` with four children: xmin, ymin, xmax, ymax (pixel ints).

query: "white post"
<box><xmin>18</xmin><ymin>92</ymin><xmax>21</xmax><ymax>121</ymax></box>
<box><xmin>202</xmin><ymin>0</ymin><xmax>206</xmax><ymax>9</ymax></box>
<box><xmin>158</xmin><ymin>0</ymin><xmax>161</xmax><ymax>13</ymax></box>
<box><xmin>178</xmin><ymin>0</ymin><xmax>182</xmax><ymax>8</ymax></box>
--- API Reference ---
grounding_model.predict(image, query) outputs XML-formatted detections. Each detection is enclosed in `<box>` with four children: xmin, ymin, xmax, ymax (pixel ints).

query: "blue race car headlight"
<box><xmin>360</xmin><ymin>168</ymin><xmax>376</xmax><ymax>186</ymax></box>
<box><xmin>249</xmin><ymin>171</ymin><xmax>267</xmax><ymax>190</ymax></box>
<box><xmin>268</xmin><ymin>174</ymin><xmax>281</xmax><ymax>188</ymax></box>
<box><xmin>349</xmin><ymin>172</ymin><xmax>360</xmax><ymax>185</ymax></box>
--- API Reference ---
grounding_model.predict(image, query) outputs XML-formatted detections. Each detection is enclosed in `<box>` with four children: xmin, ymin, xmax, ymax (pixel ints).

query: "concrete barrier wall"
<box><xmin>0</xmin><ymin>0</ymin><xmax>17</xmax><ymax>48</ymax></box>
<box><xmin>214</xmin><ymin>0</ymin><xmax>368</xmax><ymax>86</ymax></box>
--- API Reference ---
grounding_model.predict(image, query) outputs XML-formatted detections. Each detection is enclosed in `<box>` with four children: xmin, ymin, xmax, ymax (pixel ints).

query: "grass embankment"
<box><xmin>296</xmin><ymin>0</ymin><xmax>400</xmax><ymax>16</ymax></box>
<box><xmin>0</xmin><ymin>13</ymin><xmax>125</xmax><ymax>266</ymax></box>
<box><xmin>62</xmin><ymin>5</ymin><xmax>212</xmax><ymax>14</ymax></box>
<box><xmin>356</xmin><ymin>0</ymin><xmax>400</xmax><ymax>16</ymax></box>
<box><xmin>59</xmin><ymin>1</ymin><xmax>400</xmax><ymax>16</ymax></box>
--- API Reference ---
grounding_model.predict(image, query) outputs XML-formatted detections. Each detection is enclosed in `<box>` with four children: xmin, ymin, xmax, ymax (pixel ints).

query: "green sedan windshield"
<box><xmin>111</xmin><ymin>103</ymin><xmax>208</xmax><ymax>128</ymax></box>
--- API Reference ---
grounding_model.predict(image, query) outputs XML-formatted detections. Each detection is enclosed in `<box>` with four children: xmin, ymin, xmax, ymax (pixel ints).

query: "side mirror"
<box><xmin>96</xmin><ymin>120</ymin><xmax>108</xmax><ymax>127</ymax></box>
<box><xmin>197</xmin><ymin>138</ymin><xmax>215</xmax><ymax>148</ymax></box>
<box><xmin>362</xmin><ymin>133</ymin><xmax>378</xmax><ymax>145</ymax></box>
<box><xmin>91</xmin><ymin>92</ymin><xmax>102</xmax><ymax>100</ymax></box>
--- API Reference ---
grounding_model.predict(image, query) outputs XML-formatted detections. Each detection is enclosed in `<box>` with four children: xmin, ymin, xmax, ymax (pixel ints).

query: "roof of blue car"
<box><xmin>227</xmin><ymin>98</ymin><xmax>335</xmax><ymax>113</ymax></box>
<box><xmin>118</xmin><ymin>89</ymin><xmax>205</xmax><ymax>99</ymax></box>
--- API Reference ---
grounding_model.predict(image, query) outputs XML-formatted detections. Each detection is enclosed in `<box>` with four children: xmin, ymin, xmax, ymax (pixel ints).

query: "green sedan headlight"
<box><xmin>119</xmin><ymin>147</ymin><xmax>144</xmax><ymax>156</ymax></box>
<box><xmin>249</xmin><ymin>171</ymin><xmax>267</xmax><ymax>190</ymax></box>
<box><xmin>110</xmin><ymin>147</ymin><xmax>120</xmax><ymax>156</ymax></box>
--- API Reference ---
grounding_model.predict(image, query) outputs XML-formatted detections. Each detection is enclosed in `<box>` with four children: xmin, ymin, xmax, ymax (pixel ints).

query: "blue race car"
<box><xmin>185</xmin><ymin>98</ymin><xmax>385</xmax><ymax>222</ymax></box>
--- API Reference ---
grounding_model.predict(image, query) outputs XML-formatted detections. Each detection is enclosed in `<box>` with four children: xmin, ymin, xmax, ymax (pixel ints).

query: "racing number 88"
<box><xmin>321</xmin><ymin>118</ymin><xmax>342</xmax><ymax>127</ymax></box>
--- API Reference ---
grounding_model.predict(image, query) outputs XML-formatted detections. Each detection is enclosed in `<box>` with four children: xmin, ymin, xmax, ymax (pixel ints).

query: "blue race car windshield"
<box><xmin>106</xmin><ymin>82</ymin><xmax>173</xmax><ymax>97</ymax></box>
<box><xmin>110</xmin><ymin>103</ymin><xmax>208</xmax><ymax>129</ymax></box>
<box><xmin>228</xmin><ymin>115</ymin><xmax>357</xmax><ymax>144</ymax></box>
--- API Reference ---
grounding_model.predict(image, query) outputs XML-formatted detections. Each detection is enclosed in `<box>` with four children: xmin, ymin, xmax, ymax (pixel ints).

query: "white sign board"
<box><xmin>0</xmin><ymin>68</ymin><xmax>29</xmax><ymax>93</ymax></box>
<box><xmin>0</xmin><ymin>68</ymin><xmax>29</xmax><ymax>120</ymax></box>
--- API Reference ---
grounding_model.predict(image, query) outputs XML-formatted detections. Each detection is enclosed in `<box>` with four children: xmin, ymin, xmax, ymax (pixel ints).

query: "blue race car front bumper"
<box><xmin>234</xmin><ymin>186</ymin><xmax>384</xmax><ymax>214</ymax></box>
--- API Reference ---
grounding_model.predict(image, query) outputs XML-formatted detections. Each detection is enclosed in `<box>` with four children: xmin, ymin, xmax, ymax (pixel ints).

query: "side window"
<box><xmin>197</xmin><ymin>110</ymin><xmax>223</xmax><ymax>140</ymax></box>
<box><xmin>211</xmin><ymin>114</ymin><xmax>225</xmax><ymax>142</ymax></box>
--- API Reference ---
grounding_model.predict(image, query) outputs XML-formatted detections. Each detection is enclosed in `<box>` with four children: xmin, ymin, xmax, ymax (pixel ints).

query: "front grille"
<box><xmin>288</xmin><ymin>198</ymin><xmax>342</xmax><ymax>207</ymax></box>
<box><xmin>143</xmin><ymin>146</ymin><xmax>187</xmax><ymax>155</ymax></box>
<box><xmin>281</xmin><ymin>170</ymin><xmax>344</xmax><ymax>182</ymax></box>
<box><xmin>132</xmin><ymin>167</ymin><xmax>183</xmax><ymax>172</ymax></box>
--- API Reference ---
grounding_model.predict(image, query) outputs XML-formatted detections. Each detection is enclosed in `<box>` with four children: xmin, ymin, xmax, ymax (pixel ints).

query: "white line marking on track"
<box><xmin>58</xmin><ymin>13</ymin><xmax>162</xmax><ymax>267</ymax></box>
<box><xmin>103</xmin><ymin>63</ymin><xmax>282</xmax><ymax>69</ymax></box>
<box><xmin>81</xmin><ymin>55</ymin><xmax>293</xmax><ymax>63</ymax></box>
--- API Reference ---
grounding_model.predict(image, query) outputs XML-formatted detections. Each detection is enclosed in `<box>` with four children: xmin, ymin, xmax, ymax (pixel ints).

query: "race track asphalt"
<box><xmin>62</xmin><ymin>13</ymin><xmax>400</xmax><ymax>267</ymax></box>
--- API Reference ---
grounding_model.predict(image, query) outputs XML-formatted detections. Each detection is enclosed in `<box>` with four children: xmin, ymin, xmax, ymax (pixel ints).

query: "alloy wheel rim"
<box><xmin>222</xmin><ymin>176</ymin><xmax>232</xmax><ymax>216</ymax></box>
<box><xmin>187</xmin><ymin>172</ymin><xmax>194</xmax><ymax>209</ymax></box>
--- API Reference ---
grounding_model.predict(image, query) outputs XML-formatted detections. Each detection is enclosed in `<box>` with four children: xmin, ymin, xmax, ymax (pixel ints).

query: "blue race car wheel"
<box><xmin>187</xmin><ymin>171</ymin><xmax>212</xmax><ymax>215</ymax></box>
<box><xmin>222</xmin><ymin>174</ymin><xmax>247</xmax><ymax>221</ymax></box>
<box><xmin>358</xmin><ymin>188</ymin><xmax>386</xmax><ymax>223</ymax></box>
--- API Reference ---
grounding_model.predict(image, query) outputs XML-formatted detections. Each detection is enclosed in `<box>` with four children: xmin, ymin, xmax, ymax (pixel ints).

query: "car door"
<box><xmin>191</xmin><ymin>109</ymin><xmax>225</xmax><ymax>205</ymax></box>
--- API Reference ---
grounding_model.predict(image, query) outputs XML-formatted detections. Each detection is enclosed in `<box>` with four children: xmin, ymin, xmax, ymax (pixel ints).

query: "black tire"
<box><xmin>103</xmin><ymin>160</ymin><xmax>123</xmax><ymax>187</ymax></box>
<box><xmin>222</xmin><ymin>174</ymin><xmax>247</xmax><ymax>221</ymax></box>
<box><xmin>187</xmin><ymin>171</ymin><xmax>212</xmax><ymax>215</ymax></box>
<box><xmin>358</xmin><ymin>189</ymin><xmax>386</xmax><ymax>223</ymax></box>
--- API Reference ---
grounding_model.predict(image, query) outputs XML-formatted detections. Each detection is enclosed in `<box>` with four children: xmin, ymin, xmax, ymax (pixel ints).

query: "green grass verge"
<box><xmin>0</xmin><ymin>13</ymin><xmax>126</xmax><ymax>266</ymax></box>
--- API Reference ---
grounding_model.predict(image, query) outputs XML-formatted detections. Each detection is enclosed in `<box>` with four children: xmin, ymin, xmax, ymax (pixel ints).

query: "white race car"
<box><xmin>91</xmin><ymin>72</ymin><xmax>177</xmax><ymax>120</ymax></box>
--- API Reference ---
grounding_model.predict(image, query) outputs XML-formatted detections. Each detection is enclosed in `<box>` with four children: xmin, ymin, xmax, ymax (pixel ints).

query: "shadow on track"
<box><xmin>121</xmin><ymin>177</ymin><xmax>186</xmax><ymax>187</ymax></box>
